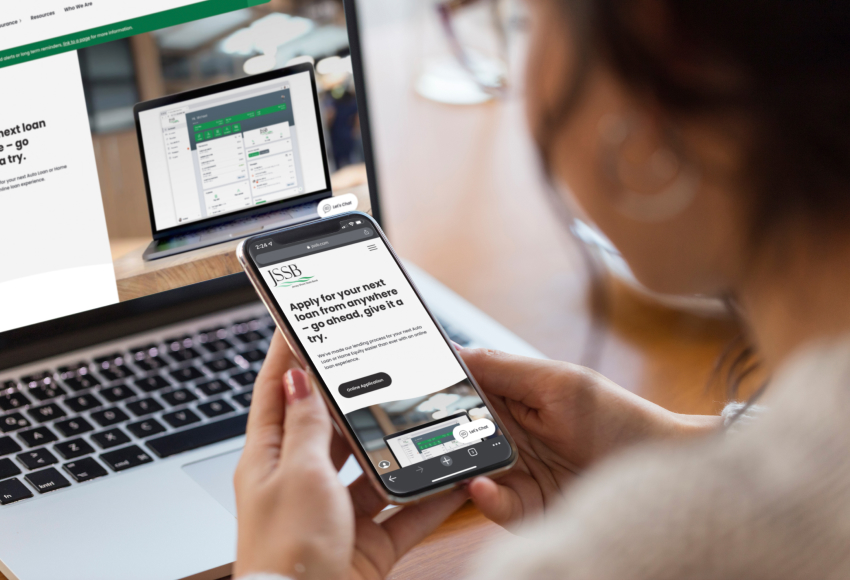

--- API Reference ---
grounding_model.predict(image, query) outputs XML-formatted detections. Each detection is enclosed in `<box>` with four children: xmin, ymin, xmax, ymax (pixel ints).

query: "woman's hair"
<box><xmin>538</xmin><ymin>0</ymin><xmax>850</xmax><ymax>243</ymax></box>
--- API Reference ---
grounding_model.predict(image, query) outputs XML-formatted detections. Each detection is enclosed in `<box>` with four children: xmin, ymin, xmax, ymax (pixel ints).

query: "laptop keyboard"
<box><xmin>0</xmin><ymin>311</ymin><xmax>472</xmax><ymax>506</ymax></box>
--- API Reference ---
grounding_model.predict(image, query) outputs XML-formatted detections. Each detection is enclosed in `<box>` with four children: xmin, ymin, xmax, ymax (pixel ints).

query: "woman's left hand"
<box><xmin>233</xmin><ymin>332</ymin><xmax>468</xmax><ymax>580</ymax></box>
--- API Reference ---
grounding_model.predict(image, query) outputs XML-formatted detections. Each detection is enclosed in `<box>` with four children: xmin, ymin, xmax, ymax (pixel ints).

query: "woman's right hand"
<box><xmin>459</xmin><ymin>348</ymin><xmax>720</xmax><ymax>532</ymax></box>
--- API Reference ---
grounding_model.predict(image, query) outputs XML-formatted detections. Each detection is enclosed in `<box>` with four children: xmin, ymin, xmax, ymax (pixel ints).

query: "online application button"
<box><xmin>452</xmin><ymin>418</ymin><xmax>495</xmax><ymax>443</ymax></box>
<box><xmin>338</xmin><ymin>372</ymin><xmax>392</xmax><ymax>398</ymax></box>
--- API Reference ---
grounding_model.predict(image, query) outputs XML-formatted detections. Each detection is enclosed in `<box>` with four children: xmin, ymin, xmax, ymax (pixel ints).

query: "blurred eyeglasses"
<box><xmin>417</xmin><ymin>0</ymin><xmax>526</xmax><ymax>104</ymax></box>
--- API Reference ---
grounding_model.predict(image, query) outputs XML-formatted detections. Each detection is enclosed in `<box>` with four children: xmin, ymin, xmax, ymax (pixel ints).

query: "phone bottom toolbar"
<box><xmin>379</xmin><ymin>435</ymin><xmax>512</xmax><ymax>496</ymax></box>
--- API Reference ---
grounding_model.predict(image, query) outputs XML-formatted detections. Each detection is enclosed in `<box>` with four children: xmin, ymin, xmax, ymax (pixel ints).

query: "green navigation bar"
<box><xmin>194</xmin><ymin>122</ymin><xmax>242</xmax><ymax>143</ymax></box>
<box><xmin>415</xmin><ymin>431</ymin><xmax>455</xmax><ymax>451</ymax></box>
<box><xmin>0</xmin><ymin>0</ymin><xmax>270</xmax><ymax>69</ymax></box>
<box><xmin>193</xmin><ymin>104</ymin><xmax>287</xmax><ymax>133</ymax></box>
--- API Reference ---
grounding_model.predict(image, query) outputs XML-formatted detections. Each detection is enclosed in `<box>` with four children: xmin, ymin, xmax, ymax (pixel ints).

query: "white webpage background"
<box><xmin>261</xmin><ymin>238</ymin><xmax>467</xmax><ymax>415</ymax></box>
<box><xmin>0</xmin><ymin>52</ymin><xmax>117</xmax><ymax>332</ymax></box>
<box><xmin>387</xmin><ymin>415</ymin><xmax>477</xmax><ymax>468</ymax></box>
<box><xmin>0</xmin><ymin>0</ymin><xmax>200</xmax><ymax>52</ymax></box>
<box><xmin>139</xmin><ymin>71</ymin><xmax>325</xmax><ymax>231</ymax></box>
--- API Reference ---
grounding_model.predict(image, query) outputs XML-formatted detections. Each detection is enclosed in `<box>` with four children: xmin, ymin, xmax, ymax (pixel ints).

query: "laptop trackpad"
<box><xmin>182</xmin><ymin>449</ymin><xmax>242</xmax><ymax>517</ymax></box>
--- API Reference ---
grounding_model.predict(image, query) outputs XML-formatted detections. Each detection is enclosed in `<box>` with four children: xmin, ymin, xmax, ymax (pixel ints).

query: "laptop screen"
<box><xmin>137</xmin><ymin>67</ymin><xmax>329</xmax><ymax>233</ymax></box>
<box><xmin>0</xmin><ymin>0</ymin><xmax>377</xmax><ymax>335</ymax></box>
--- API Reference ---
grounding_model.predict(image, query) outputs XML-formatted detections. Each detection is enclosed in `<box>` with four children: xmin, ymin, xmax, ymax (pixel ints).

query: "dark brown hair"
<box><xmin>537</xmin><ymin>0</ymin><xmax>850</xmax><ymax>242</ymax></box>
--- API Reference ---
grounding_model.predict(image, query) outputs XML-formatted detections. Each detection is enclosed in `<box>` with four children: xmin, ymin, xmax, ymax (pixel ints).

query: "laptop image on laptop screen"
<box><xmin>136</xmin><ymin>63</ymin><xmax>333</xmax><ymax>261</ymax></box>
<box><xmin>0</xmin><ymin>1</ymin><xmax>543</xmax><ymax>579</ymax></box>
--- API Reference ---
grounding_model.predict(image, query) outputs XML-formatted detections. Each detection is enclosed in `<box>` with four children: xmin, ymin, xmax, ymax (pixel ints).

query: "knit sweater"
<box><xmin>467</xmin><ymin>338</ymin><xmax>850</xmax><ymax>579</ymax></box>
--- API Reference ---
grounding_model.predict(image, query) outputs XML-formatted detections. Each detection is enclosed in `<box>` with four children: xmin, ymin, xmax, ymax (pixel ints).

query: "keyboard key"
<box><xmin>167</xmin><ymin>347</ymin><xmax>201</xmax><ymax>363</ymax></box>
<box><xmin>90</xmin><ymin>407</ymin><xmax>129</xmax><ymax>427</ymax></box>
<box><xmin>93</xmin><ymin>352</ymin><xmax>127</xmax><ymax>368</ymax></box>
<box><xmin>27</xmin><ymin>403</ymin><xmax>66</xmax><ymax>424</ymax></box>
<box><xmin>204</xmin><ymin>358</ymin><xmax>236</xmax><ymax>373</ymax></box>
<box><xmin>231</xmin><ymin>390</ymin><xmax>253</xmax><ymax>408</ymax></box>
<box><xmin>18</xmin><ymin>426</ymin><xmax>57</xmax><ymax>447</ymax></box>
<box><xmin>54</xmin><ymin>417</ymin><xmax>94</xmax><ymax>438</ymax></box>
<box><xmin>63</xmin><ymin>374</ymin><xmax>101</xmax><ymax>392</ymax></box>
<box><xmin>197</xmin><ymin>399</ymin><xmax>234</xmax><ymax>418</ymax></box>
<box><xmin>20</xmin><ymin>372</ymin><xmax>54</xmax><ymax>389</ymax></box>
<box><xmin>126</xmin><ymin>418</ymin><xmax>166</xmax><ymax>438</ymax></box>
<box><xmin>28</xmin><ymin>384</ymin><xmax>66</xmax><ymax>401</ymax></box>
<box><xmin>57</xmin><ymin>362</ymin><xmax>89</xmax><ymax>377</ymax></box>
<box><xmin>0</xmin><ymin>436</ymin><xmax>22</xmax><ymax>456</ymax></box>
<box><xmin>99</xmin><ymin>384</ymin><xmax>136</xmax><ymax>403</ymax></box>
<box><xmin>17</xmin><ymin>448</ymin><xmax>58</xmax><ymax>470</ymax></box>
<box><xmin>0</xmin><ymin>391</ymin><xmax>30</xmax><ymax>411</ymax></box>
<box><xmin>162</xmin><ymin>409</ymin><xmax>201</xmax><ymax>428</ymax></box>
<box><xmin>0</xmin><ymin>458</ymin><xmax>21</xmax><ymax>480</ymax></box>
<box><xmin>100</xmin><ymin>445</ymin><xmax>154</xmax><ymax>472</ymax></box>
<box><xmin>164</xmin><ymin>335</ymin><xmax>194</xmax><ymax>350</ymax></box>
<box><xmin>0</xmin><ymin>413</ymin><xmax>31</xmax><ymax>433</ymax></box>
<box><xmin>126</xmin><ymin>398</ymin><xmax>164</xmax><ymax>417</ymax></box>
<box><xmin>94</xmin><ymin>353</ymin><xmax>132</xmax><ymax>381</ymax></box>
<box><xmin>25</xmin><ymin>468</ymin><xmax>71</xmax><ymax>494</ymax></box>
<box><xmin>162</xmin><ymin>389</ymin><xmax>198</xmax><ymax>407</ymax></box>
<box><xmin>2</xmin><ymin>380</ymin><xmax>17</xmax><ymax>390</ymax></box>
<box><xmin>168</xmin><ymin>366</ymin><xmax>205</xmax><ymax>383</ymax></box>
<box><xmin>200</xmin><ymin>339</ymin><xmax>232</xmax><ymax>353</ymax></box>
<box><xmin>237</xmin><ymin>349</ymin><xmax>265</xmax><ymax>364</ymax></box>
<box><xmin>134</xmin><ymin>375</ymin><xmax>171</xmax><ymax>393</ymax></box>
<box><xmin>0</xmin><ymin>478</ymin><xmax>33</xmax><ymax>504</ymax></box>
<box><xmin>131</xmin><ymin>346</ymin><xmax>168</xmax><ymax>372</ymax></box>
<box><xmin>65</xmin><ymin>393</ymin><xmax>102</xmax><ymax>413</ymax></box>
<box><xmin>99</xmin><ymin>365</ymin><xmax>133</xmax><ymax>382</ymax></box>
<box><xmin>199</xmin><ymin>327</ymin><xmax>228</xmax><ymax>340</ymax></box>
<box><xmin>147</xmin><ymin>413</ymin><xmax>248</xmax><ymax>458</ymax></box>
<box><xmin>235</xmin><ymin>330</ymin><xmax>265</xmax><ymax>343</ymax></box>
<box><xmin>63</xmin><ymin>457</ymin><xmax>108</xmax><ymax>483</ymax></box>
<box><xmin>230</xmin><ymin>371</ymin><xmax>257</xmax><ymax>387</ymax></box>
<box><xmin>54</xmin><ymin>438</ymin><xmax>94</xmax><ymax>460</ymax></box>
<box><xmin>196</xmin><ymin>379</ymin><xmax>230</xmax><ymax>397</ymax></box>
<box><xmin>91</xmin><ymin>428</ymin><xmax>131</xmax><ymax>450</ymax></box>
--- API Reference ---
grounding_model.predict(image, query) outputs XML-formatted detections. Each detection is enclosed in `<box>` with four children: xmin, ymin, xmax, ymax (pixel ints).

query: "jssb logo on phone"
<box><xmin>267</xmin><ymin>264</ymin><xmax>314</xmax><ymax>288</ymax></box>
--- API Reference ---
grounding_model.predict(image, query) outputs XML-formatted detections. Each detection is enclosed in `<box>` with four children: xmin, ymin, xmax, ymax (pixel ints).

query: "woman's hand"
<box><xmin>233</xmin><ymin>333</ymin><xmax>468</xmax><ymax>580</ymax></box>
<box><xmin>460</xmin><ymin>348</ymin><xmax>720</xmax><ymax>532</ymax></box>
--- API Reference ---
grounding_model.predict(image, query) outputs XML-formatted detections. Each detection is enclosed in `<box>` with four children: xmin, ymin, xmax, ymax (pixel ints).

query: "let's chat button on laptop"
<box><xmin>453</xmin><ymin>419</ymin><xmax>495</xmax><ymax>442</ymax></box>
<box><xmin>339</xmin><ymin>372</ymin><xmax>392</xmax><ymax>398</ymax></box>
<box><xmin>318</xmin><ymin>192</ymin><xmax>359</xmax><ymax>218</ymax></box>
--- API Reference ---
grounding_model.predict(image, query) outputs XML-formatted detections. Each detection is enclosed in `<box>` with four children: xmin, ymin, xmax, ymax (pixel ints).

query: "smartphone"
<box><xmin>237</xmin><ymin>212</ymin><xmax>517</xmax><ymax>503</ymax></box>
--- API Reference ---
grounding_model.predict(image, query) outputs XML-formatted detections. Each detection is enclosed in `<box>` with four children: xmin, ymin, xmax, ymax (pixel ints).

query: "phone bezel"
<box><xmin>236</xmin><ymin>211</ymin><xmax>517</xmax><ymax>504</ymax></box>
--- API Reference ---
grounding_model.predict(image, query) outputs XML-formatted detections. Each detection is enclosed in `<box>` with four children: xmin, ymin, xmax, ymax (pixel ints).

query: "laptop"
<box><xmin>0</xmin><ymin>1</ymin><xmax>543</xmax><ymax>579</ymax></box>
<box><xmin>135</xmin><ymin>63</ymin><xmax>334</xmax><ymax>261</ymax></box>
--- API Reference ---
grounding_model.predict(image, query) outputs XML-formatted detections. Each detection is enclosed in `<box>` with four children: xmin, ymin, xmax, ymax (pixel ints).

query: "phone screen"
<box><xmin>246</xmin><ymin>215</ymin><xmax>514</xmax><ymax>496</ymax></box>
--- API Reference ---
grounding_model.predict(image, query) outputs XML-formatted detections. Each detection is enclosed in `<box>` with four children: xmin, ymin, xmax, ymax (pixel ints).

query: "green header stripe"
<box><xmin>193</xmin><ymin>104</ymin><xmax>286</xmax><ymax>132</ymax></box>
<box><xmin>0</xmin><ymin>0</ymin><xmax>270</xmax><ymax>69</ymax></box>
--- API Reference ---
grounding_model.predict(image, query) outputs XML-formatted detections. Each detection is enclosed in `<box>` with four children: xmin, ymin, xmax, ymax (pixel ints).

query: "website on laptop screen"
<box><xmin>138</xmin><ymin>71</ymin><xmax>327</xmax><ymax>231</ymax></box>
<box><xmin>0</xmin><ymin>0</ymin><xmax>374</xmax><ymax>334</ymax></box>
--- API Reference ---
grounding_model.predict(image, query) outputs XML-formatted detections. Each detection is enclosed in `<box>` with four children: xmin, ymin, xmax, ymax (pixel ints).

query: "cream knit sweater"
<box><xmin>467</xmin><ymin>338</ymin><xmax>850</xmax><ymax>579</ymax></box>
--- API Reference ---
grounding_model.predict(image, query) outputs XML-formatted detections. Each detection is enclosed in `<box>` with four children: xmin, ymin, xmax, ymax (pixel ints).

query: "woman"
<box><xmin>232</xmin><ymin>1</ymin><xmax>850</xmax><ymax>578</ymax></box>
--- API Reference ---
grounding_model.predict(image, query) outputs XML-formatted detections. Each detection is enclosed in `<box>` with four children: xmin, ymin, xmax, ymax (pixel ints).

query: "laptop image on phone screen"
<box><xmin>0</xmin><ymin>1</ymin><xmax>543</xmax><ymax>579</ymax></box>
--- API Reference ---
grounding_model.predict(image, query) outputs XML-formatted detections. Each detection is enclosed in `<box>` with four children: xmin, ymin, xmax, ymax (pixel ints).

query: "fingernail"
<box><xmin>284</xmin><ymin>369</ymin><xmax>312</xmax><ymax>403</ymax></box>
<box><xmin>451</xmin><ymin>341</ymin><xmax>464</xmax><ymax>351</ymax></box>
